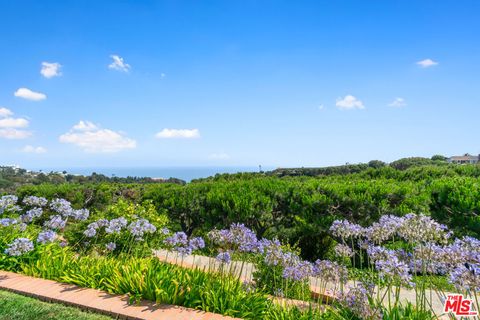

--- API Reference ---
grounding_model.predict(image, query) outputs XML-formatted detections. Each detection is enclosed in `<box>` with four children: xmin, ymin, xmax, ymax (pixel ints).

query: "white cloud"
<box><xmin>388</xmin><ymin>97</ymin><xmax>407</xmax><ymax>107</ymax></box>
<box><xmin>14</xmin><ymin>88</ymin><xmax>47</xmax><ymax>101</ymax></box>
<box><xmin>41</xmin><ymin>62</ymin><xmax>62</xmax><ymax>78</ymax></box>
<box><xmin>155</xmin><ymin>128</ymin><xmax>200</xmax><ymax>139</ymax></box>
<box><xmin>0</xmin><ymin>108</ymin><xmax>31</xmax><ymax>139</ymax></box>
<box><xmin>0</xmin><ymin>117</ymin><xmax>29</xmax><ymax>128</ymax></box>
<box><xmin>59</xmin><ymin>121</ymin><xmax>136</xmax><ymax>153</ymax></box>
<box><xmin>417</xmin><ymin>58</ymin><xmax>438</xmax><ymax>68</ymax></box>
<box><xmin>108</xmin><ymin>55</ymin><xmax>131</xmax><ymax>72</ymax></box>
<box><xmin>335</xmin><ymin>95</ymin><xmax>365</xmax><ymax>110</ymax></box>
<box><xmin>0</xmin><ymin>107</ymin><xmax>13</xmax><ymax>118</ymax></box>
<box><xmin>318</xmin><ymin>104</ymin><xmax>324</xmax><ymax>110</ymax></box>
<box><xmin>209</xmin><ymin>152</ymin><xmax>230</xmax><ymax>160</ymax></box>
<box><xmin>22</xmin><ymin>145</ymin><xmax>47</xmax><ymax>154</ymax></box>
<box><xmin>73</xmin><ymin>120</ymin><xmax>99</xmax><ymax>131</ymax></box>
<box><xmin>0</xmin><ymin>129</ymin><xmax>32</xmax><ymax>139</ymax></box>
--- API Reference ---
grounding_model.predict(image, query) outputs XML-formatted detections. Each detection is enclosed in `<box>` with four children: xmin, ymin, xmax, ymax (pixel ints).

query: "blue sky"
<box><xmin>1</xmin><ymin>0</ymin><xmax>479</xmax><ymax>169</ymax></box>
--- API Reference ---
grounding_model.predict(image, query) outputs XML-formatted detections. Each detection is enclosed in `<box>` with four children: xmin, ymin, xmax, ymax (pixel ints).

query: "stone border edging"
<box><xmin>0</xmin><ymin>270</ymin><xmax>239</xmax><ymax>320</ymax></box>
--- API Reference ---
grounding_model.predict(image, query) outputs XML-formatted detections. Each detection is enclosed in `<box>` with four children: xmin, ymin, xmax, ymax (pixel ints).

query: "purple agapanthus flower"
<box><xmin>313</xmin><ymin>259</ymin><xmax>349</xmax><ymax>283</ymax></box>
<box><xmin>23</xmin><ymin>196</ymin><xmax>48</xmax><ymax>207</ymax></box>
<box><xmin>50</xmin><ymin>198</ymin><xmax>73</xmax><ymax>217</ymax></box>
<box><xmin>5</xmin><ymin>238</ymin><xmax>34</xmax><ymax>256</ymax></box>
<box><xmin>0</xmin><ymin>218</ymin><xmax>18</xmax><ymax>227</ymax></box>
<box><xmin>216</xmin><ymin>251</ymin><xmax>231</xmax><ymax>264</ymax></box>
<box><xmin>208</xmin><ymin>223</ymin><xmax>258</xmax><ymax>253</ymax></box>
<box><xmin>330</xmin><ymin>220</ymin><xmax>365</xmax><ymax>239</ymax></box>
<box><xmin>128</xmin><ymin>218</ymin><xmax>156</xmax><ymax>238</ymax></box>
<box><xmin>282</xmin><ymin>260</ymin><xmax>313</xmax><ymax>281</ymax></box>
<box><xmin>334</xmin><ymin>243</ymin><xmax>354</xmax><ymax>258</ymax></box>
<box><xmin>164</xmin><ymin>231</ymin><xmax>188</xmax><ymax>247</ymax></box>
<box><xmin>105</xmin><ymin>242</ymin><xmax>117</xmax><ymax>251</ymax></box>
<box><xmin>44</xmin><ymin>215</ymin><xmax>66</xmax><ymax>230</ymax></box>
<box><xmin>84</xmin><ymin>227</ymin><xmax>97</xmax><ymax>238</ymax></box>
<box><xmin>189</xmin><ymin>237</ymin><xmax>205</xmax><ymax>251</ymax></box>
<box><xmin>20</xmin><ymin>207</ymin><xmax>43</xmax><ymax>223</ymax></box>
<box><xmin>105</xmin><ymin>217</ymin><xmax>128</xmax><ymax>234</ymax></box>
<box><xmin>374</xmin><ymin>251</ymin><xmax>413</xmax><ymax>286</ymax></box>
<box><xmin>0</xmin><ymin>195</ymin><xmax>18</xmax><ymax>212</ymax></box>
<box><xmin>37</xmin><ymin>230</ymin><xmax>57</xmax><ymax>244</ymax></box>
<box><xmin>72</xmin><ymin>209</ymin><xmax>90</xmax><ymax>221</ymax></box>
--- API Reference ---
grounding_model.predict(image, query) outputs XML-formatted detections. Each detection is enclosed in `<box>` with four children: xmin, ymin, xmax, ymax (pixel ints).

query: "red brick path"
<box><xmin>0</xmin><ymin>270</ymin><xmax>239</xmax><ymax>320</ymax></box>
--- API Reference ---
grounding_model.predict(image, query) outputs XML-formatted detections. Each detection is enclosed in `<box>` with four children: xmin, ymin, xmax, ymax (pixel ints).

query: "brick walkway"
<box><xmin>0</xmin><ymin>271</ymin><xmax>238</xmax><ymax>320</ymax></box>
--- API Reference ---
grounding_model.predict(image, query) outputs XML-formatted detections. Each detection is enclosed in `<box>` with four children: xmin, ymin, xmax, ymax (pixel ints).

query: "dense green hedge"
<box><xmin>11</xmin><ymin>164</ymin><xmax>480</xmax><ymax>260</ymax></box>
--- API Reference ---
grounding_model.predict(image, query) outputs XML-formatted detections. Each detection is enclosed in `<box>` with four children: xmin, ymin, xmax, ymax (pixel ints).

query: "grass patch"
<box><xmin>0</xmin><ymin>290</ymin><xmax>111</xmax><ymax>320</ymax></box>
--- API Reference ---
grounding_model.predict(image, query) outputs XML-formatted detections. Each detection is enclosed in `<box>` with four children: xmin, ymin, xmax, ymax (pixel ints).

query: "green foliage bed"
<box><xmin>10</xmin><ymin>163</ymin><xmax>480</xmax><ymax>260</ymax></box>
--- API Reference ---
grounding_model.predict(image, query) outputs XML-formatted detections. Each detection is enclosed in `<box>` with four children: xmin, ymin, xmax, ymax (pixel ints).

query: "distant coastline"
<box><xmin>25</xmin><ymin>166</ymin><xmax>272</xmax><ymax>182</ymax></box>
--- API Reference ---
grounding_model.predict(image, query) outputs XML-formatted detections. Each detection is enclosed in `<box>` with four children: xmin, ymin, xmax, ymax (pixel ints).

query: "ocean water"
<box><xmin>31</xmin><ymin>166</ymin><xmax>271</xmax><ymax>182</ymax></box>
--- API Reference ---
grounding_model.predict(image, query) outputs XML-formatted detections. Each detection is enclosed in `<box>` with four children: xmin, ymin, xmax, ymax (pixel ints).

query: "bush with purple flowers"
<box><xmin>329</xmin><ymin>214</ymin><xmax>480</xmax><ymax>317</ymax></box>
<box><xmin>1</xmin><ymin>192</ymin><xmax>479</xmax><ymax>319</ymax></box>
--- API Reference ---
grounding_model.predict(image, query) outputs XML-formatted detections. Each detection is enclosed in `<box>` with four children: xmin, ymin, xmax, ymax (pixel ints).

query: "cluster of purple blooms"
<box><xmin>0</xmin><ymin>195</ymin><xmax>21</xmax><ymax>214</ymax></box>
<box><xmin>164</xmin><ymin>231</ymin><xmax>206</xmax><ymax>255</ymax></box>
<box><xmin>105</xmin><ymin>242</ymin><xmax>117</xmax><ymax>251</ymax></box>
<box><xmin>1</xmin><ymin>196</ymin><xmax>165</xmax><ymax>258</ymax></box>
<box><xmin>23</xmin><ymin>196</ymin><xmax>48</xmax><ymax>207</ymax></box>
<box><xmin>83</xmin><ymin>217</ymin><xmax>157</xmax><ymax>243</ymax></box>
<box><xmin>37</xmin><ymin>230</ymin><xmax>57</xmax><ymax>244</ymax></box>
<box><xmin>4</xmin><ymin>237</ymin><xmax>34</xmax><ymax>256</ymax></box>
<box><xmin>397</xmin><ymin>213</ymin><xmax>451</xmax><ymax>245</ymax></box>
<box><xmin>339</xmin><ymin>282</ymin><xmax>380</xmax><ymax>320</ymax></box>
<box><xmin>216</xmin><ymin>251</ymin><xmax>231</xmax><ymax>264</ymax></box>
<box><xmin>85</xmin><ymin>219</ymin><xmax>109</xmax><ymax>233</ymax></box>
<box><xmin>165</xmin><ymin>231</ymin><xmax>188</xmax><ymax>248</ymax></box>
<box><xmin>208</xmin><ymin>224</ymin><xmax>349</xmax><ymax>284</ymax></box>
<box><xmin>330</xmin><ymin>219</ymin><xmax>364</xmax><ymax>239</ymax></box>
<box><xmin>0</xmin><ymin>218</ymin><xmax>17</xmax><ymax>227</ymax></box>
<box><xmin>282</xmin><ymin>260</ymin><xmax>313</xmax><ymax>282</ymax></box>
<box><xmin>48</xmin><ymin>199</ymin><xmax>90</xmax><ymax>222</ymax></box>
<box><xmin>50</xmin><ymin>198</ymin><xmax>73</xmax><ymax>216</ymax></box>
<box><xmin>44</xmin><ymin>215</ymin><xmax>66</xmax><ymax>230</ymax></box>
<box><xmin>105</xmin><ymin>217</ymin><xmax>128</xmax><ymax>234</ymax></box>
<box><xmin>208</xmin><ymin>223</ymin><xmax>259</xmax><ymax>253</ymax></box>
<box><xmin>334</xmin><ymin>243</ymin><xmax>354</xmax><ymax>258</ymax></box>
<box><xmin>374</xmin><ymin>252</ymin><xmax>413</xmax><ymax>286</ymax></box>
<box><xmin>330</xmin><ymin>214</ymin><xmax>451</xmax><ymax>245</ymax></box>
<box><xmin>313</xmin><ymin>259</ymin><xmax>348</xmax><ymax>283</ymax></box>
<box><xmin>259</xmin><ymin>238</ymin><xmax>287</xmax><ymax>266</ymax></box>
<box><xmin>71</xmin><ymin>209</ymin><xmax>90</xmax><ymax>221</ymax></box>
<box><xmin>0</xmin><ymin>196</ymin><xmax>98</xmax><ymax>256</ymax></box>
<box><xmin>331</xmin><ymin>214</ymin><xmax>480</xmax><ymax>292</ymax></box>
<box><xmin>128</xmin><ymin>218</ymin><xmax>157</xmax><ymax>240</ymax></box>
<box><xmin>365</xmin><ymin>215</ymin><xmax>403</xmax><ymax>243</ymax></box>
<box><xmin>20</xmin><ymin>208</ymin><xmax>43</xmax><ymax>223</ymax></box>
<box><xmin>449</xmin><ymin>263</ymin><xmax>480</xmax><ymax>292</ymax></box>
<box><xmin>1</xmin><ymin>195</ymin><xmax>91</xmax><ymax>241</ymax></box>
<box><xmin>189</xmin><ymin>237</ymin><xmax>206</xmax><ymax>251</ymax></box>
<box><xmin>258</xmin><ymin>238</ymin><xmax>320</xmax><ymax>282</ymax></box>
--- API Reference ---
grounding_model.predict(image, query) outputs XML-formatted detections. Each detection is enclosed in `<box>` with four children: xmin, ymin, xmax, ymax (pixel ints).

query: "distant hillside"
<box><xmin>269</xmin><ymin>156</ymin><xmax>449</xmax><ymax>177</ymax></box>
<box><xmin>0</xmin><ymin>166</ymin><xmax>185</xmax><ymax>192</ymax></box>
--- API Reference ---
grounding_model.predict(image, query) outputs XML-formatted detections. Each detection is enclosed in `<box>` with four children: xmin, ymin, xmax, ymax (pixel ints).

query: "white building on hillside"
<box><xmin>447</xmin><ymin>153</ymin><xmax>480</xmax><ymax>164</ymax></box>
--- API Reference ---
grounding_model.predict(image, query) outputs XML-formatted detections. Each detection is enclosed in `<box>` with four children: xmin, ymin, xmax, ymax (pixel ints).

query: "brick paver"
<box><xmin>0</xmin><ymin>271</ymin><xmax>239</xmax><ymax>320</ymax></box>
